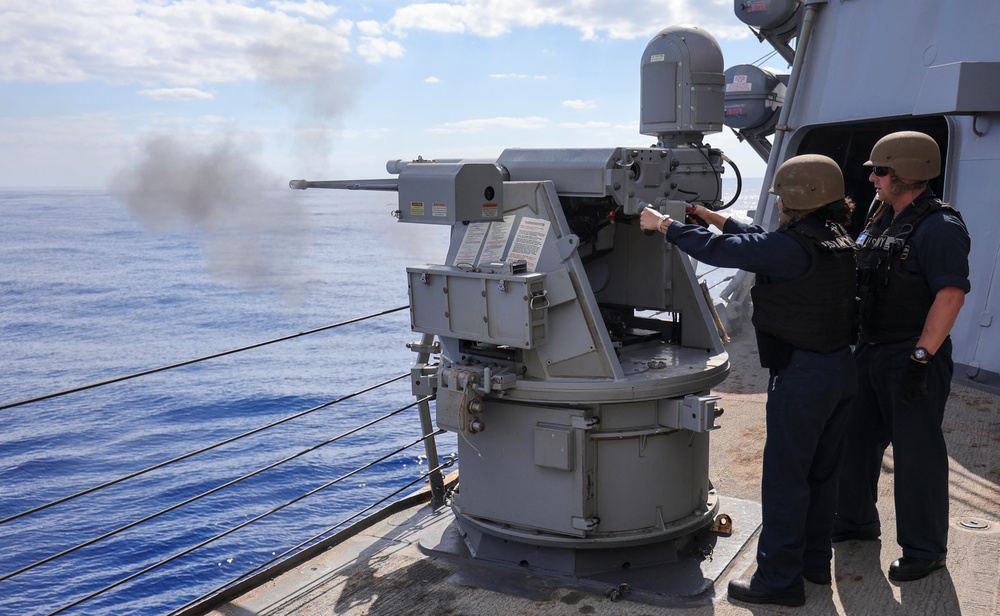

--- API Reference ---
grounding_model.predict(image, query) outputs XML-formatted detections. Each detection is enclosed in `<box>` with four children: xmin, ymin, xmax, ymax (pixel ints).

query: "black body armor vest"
<box><xmin>856</xmin><ymin>192</ymin><xmax>959</xmax><ymax>343</ymax></box>
<box><xmin>751</xmin><ymin>215</ymin><xmax>857</xmax><ymax>368</ymax></box>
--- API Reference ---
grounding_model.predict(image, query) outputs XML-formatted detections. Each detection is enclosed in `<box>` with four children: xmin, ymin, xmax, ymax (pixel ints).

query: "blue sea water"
<box><xmin>0</xmin><ymin>187</ymin><xmax>455</xmax><ymax>615</ymax></box>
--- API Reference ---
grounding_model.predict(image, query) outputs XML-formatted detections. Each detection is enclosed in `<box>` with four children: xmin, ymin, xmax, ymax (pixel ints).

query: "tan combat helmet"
<box><xmin>769</xmin><ymin>154</ymin><xmax>845</xmax><ymax>210</ymax></box>
<box><xmin>864</xmin><ymin>131</ymin><xmax>941</xmax><ymax>180</ymax></box>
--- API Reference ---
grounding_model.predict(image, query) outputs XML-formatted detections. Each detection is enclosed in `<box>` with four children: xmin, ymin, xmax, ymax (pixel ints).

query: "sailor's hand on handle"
<box><xmin>640</xmin><ymin>206</ymin><xmax>672</xmax><ymax>234</ymax></box>
<box><xmin>686</xmin><ymin>204</ymin><xmax>710</xmax><ymax>227</ymax></box>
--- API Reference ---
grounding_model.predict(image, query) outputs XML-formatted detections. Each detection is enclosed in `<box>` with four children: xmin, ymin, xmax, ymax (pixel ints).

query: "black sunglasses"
<box><xmin>871</xmin><ymin>165</ymin><xmax>892</xmax><ymax>177</ymax></box>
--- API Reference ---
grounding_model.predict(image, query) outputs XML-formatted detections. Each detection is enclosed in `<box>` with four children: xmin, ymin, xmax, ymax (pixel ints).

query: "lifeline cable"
<box><xmin>45</xmin><ymin>429</ymin><xmax>445</xmax><ymax>616</ymax></box>
<box><xmin>0</xmin><ymin>395</ymin><xmax>431</xmax><ymax>583</ymax></box>
<box><xmin>168</xmin><ymin>454</ymin><xmax>457</xmax><ymax>616</ymax></box>
<box><xmin>0</xmin><ymin>373</ymin><xmax>409</xmax><ymax>526</ymax></box>
<box><xmin>0</xmin><ymin>305</ymin><xmax>409</xmax><ymax>411</ymax></box>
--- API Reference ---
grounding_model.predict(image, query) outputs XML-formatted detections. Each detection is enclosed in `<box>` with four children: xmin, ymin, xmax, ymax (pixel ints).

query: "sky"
<box><xmin>0</xmin><ymin>0</ymin><xmax>785</xmax><ymax>189</ymax></box>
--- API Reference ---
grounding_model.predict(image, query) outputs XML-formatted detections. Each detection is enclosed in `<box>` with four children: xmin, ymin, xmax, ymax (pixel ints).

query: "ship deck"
<box><xmin>204</xmin><ymin>332</ymin><xmax>1000</xmax><ymax>616</ymax></box>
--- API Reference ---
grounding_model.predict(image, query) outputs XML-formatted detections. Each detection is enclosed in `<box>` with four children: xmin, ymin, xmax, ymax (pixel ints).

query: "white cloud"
<box><xmin>356</xmin><ymin>20</ymin><xmax>384</xmax><ymax>36</ymax></box>
<box><xmin>387</xmin><ymin>0</ymin><xmax>749</xmax><ymax>41</ymax></box>
<box><xmin>388</xmin><ymin>3</ymin><xmax>476</xmax><ymax>36</ymax></box>
<box><xmin>0</xmin><ymin>0</ymin><xmax>364</xmax><ymax>85</ymax></box>
<box><xmin>562</xmin><ymin>99</ymin><xmax>596</xmax><ymax>109</ymax></box>
<box><xmin>0</xmin><ymin>1</ymin><xmax>772</xmax><ymax>188</ymax></box>
<box><xmin>268</xmin><ymin>0</ymin><xmax>340</xmax><ymax>20</ymax></box>
<box><xmin>139</xmin><ymin>87</ymin><xmax>215</xmax><ymax>101</ymax></box>
<box><xmin>426</xmin><ymin>116</ymin><xmax>549</xmax><ymax>134</ymax></box>
<box><xmin>0</xmin><ymin>1</ymin><xmax>749</xmax><ymax>88</ymax></box>
<box><xmin>355</xmin><ymin>37</ymin><xmax>406</xmax><ymax>64</ymax></box>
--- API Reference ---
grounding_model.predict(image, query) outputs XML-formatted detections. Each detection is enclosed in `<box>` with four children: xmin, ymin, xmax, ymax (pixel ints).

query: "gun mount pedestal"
<box><xmin>406</xmin><ymin>179</ymin><xmax>729</xmax><ymax>577</ymax></box>
<box><xmin>292</xmin><ymin>22</ymin><xmax>754</xmax><ymax>591</ymax></box>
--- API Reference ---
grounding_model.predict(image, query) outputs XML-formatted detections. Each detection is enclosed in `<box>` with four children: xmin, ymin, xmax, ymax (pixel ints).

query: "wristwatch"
<box><xmin>911</xmin><ymin>347</ymin><xmax>933</xmax><ymax>362</ymax></box>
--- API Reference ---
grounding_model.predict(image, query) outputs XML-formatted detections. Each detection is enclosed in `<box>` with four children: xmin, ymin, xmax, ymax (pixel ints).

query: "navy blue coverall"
<box><xmin>665</xmin><ymin>216</ymin><xmax>857</xmax><ymax>595</ymax></box>
<box><xmin>836</xmin><ymin>198</ymin><xmax>970</xmax><ymax>562</ymax></box>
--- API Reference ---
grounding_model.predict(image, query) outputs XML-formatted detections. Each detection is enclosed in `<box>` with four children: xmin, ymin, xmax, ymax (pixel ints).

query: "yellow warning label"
<box><xmin>410</xmin><ymin>201</ymin><xmax>425</xmax><ymax>216</ymax></box>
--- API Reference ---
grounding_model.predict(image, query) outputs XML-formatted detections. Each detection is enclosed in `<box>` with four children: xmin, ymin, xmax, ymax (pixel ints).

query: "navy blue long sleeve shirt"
<box><xmin>664</xmin><ymin>217</ymin><xmax>810</xmax><ymax>282</ymax></box>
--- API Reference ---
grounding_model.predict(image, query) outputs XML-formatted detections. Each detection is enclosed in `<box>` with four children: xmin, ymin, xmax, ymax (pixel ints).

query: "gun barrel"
<box><xmin>289</xmin><ymin>179</ymin><xmax>399</xmax><ymax>191</ymax></box>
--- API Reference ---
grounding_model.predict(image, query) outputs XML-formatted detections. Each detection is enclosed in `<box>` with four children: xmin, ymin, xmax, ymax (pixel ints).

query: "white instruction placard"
<box><xmin>453</xmin><ymin>221</ymin><xmax>490</xmax><ymax>267</ymax></box>
<box><xmin>507</xmin><ymin>217</ymin><xmax>550</xmax><ymax>273</ymax></box>
<box><xmin>477</xmin><ymin>215</ymin><xmax>516</xmax><ymax>265</ymax></box>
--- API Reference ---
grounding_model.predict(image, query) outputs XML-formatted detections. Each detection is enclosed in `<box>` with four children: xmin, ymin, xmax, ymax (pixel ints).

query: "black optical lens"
<box><xmin>872</xmin><ymin>166</ymin><xmax>891</xmax><ymax>177</ymax></box>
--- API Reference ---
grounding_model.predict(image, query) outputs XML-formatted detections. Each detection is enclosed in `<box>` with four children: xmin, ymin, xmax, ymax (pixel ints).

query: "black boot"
<box><xmin>888</xmin><ymin>557</ymin><xmax>946</xmax><ymax>582</ymax></box>
<box><xmin>727</xmin><ymin>579</ymin><xmax>806</xmax><ymax>607</ymax></box>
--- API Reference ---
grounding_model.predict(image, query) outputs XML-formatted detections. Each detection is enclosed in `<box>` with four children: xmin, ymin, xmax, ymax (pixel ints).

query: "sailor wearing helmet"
<box><xmin>834</xmin><ymin>131</ymin><xmax>970</xmax><ymax>583</ymax></box>
<box><xmin>641</xmin><ymin>154</ymin><xmax>857</xmax><ymax>607</ymax></box>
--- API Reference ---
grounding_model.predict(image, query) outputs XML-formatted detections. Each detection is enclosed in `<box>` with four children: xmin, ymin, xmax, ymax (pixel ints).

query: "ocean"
<box><xmin>0</xmin><ymin>187</ymin><xmax>455</xmax><ymax>615</ymax></box>
<box><xmin>0</xmin><ymin>177</ymin><xmax>761</xmax><ymax>615</ymax></box>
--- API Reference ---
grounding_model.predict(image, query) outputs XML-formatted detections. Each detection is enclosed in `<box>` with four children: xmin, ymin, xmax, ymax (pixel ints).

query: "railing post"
<box><xmin>411</xmin><ymin>333</ymin><xmax>445</xmax><ymax>508</ymax></box>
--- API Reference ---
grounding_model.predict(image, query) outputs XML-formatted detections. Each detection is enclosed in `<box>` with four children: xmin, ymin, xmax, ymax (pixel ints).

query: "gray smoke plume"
<box><xmin>108</xmin><ymin>131</ymin><xmax>312</xmax><ymax>299</ymax></box>
<box><xmin>248</xmin><ymin>43</ymin><xmax>370</xmax><ymax>179</ymax></box>
<box><xmin>109</xmin><ymin>37</ymin><xmax>372</xmax><ymax>298</ymax></box>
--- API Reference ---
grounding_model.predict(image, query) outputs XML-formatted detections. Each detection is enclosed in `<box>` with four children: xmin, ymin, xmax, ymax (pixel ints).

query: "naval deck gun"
<box><xmin>292</xmin><ymin>25</ymin><xmax>738</xmax><ymax>576</ymax></box>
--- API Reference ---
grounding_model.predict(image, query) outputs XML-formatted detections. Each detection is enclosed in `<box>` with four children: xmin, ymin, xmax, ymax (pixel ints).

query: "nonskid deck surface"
<box><xmin>207</xmin><ymin>333</ymin><xmax>1000</xmax><ymax>616</ymax></box>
